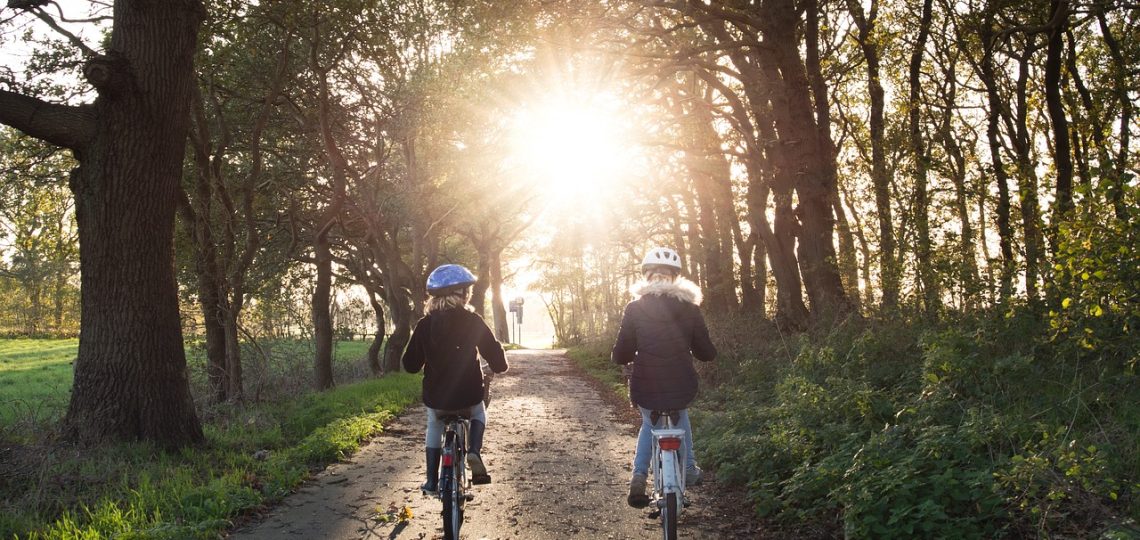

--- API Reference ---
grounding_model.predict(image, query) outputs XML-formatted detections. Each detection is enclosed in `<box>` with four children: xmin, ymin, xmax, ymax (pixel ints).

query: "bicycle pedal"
<box><xmin>471</xmin><ymin>474</ymin><xmax>491</xmax><ymax>485</ymax></box>
<box><xmin>648</xmin><ymin>510</ymin><xmax>661</xmax><ymax>519</ymax></box>
<box><xmin>464</xmin><ymin>493</ymin><xmax>475</xmax><ymax>501</ymax></box>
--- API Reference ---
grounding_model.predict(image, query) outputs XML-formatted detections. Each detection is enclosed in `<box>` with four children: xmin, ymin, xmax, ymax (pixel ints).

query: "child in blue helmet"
<box><xmin>402</xmin><ymin>264</ymin><xmax>509</xmax><ymax>493</ymax></box>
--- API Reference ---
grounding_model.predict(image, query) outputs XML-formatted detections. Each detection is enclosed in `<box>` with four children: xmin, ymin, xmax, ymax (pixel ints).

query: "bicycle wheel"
<box><xmin>441</xmin><ymin>432</ymin><xmax>463</xmax><ymax>540</ymax></box>
<box><xmin>661</xmin><ymin>492</ymin><xmax>678</xmax><ymax>540</ymax></box>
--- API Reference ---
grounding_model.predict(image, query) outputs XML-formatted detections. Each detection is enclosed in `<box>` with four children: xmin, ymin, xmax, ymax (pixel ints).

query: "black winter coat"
<box><xmin>611</xmin><ymin>279</ymin><xmax>717</xmax><ymax>411</ymax></box>
<box><xmin>402</xmin><ymin>307</ymin><xmax>509</xmax><ymax>410</ymax></box>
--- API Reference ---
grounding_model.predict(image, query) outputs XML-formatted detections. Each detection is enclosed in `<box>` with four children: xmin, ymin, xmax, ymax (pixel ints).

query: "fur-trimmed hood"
<box><xmin>630</xmin><ymin>277</ymin><xmax>703</xmax><ymax>305</ymax></box>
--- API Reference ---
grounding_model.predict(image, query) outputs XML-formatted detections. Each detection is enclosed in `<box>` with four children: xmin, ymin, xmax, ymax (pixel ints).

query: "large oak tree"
<box><xmin>0</xmin><ymin>0</ymin><xmax>206</xmax><ymax>446</ymax></box>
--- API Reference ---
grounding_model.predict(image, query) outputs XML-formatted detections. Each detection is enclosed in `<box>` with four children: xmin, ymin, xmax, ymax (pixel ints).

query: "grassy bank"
<box><xmin>566</xmin><ymin>311</ymin><xmax>1139</xmax><ymax>538</ymax></box>
<box><xmin>0</xmin><ymin>338</ymin><xmax>420</xmax><ymax>539</ymax></box>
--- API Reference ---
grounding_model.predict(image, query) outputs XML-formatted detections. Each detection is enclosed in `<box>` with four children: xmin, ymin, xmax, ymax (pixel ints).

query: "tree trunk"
<box><xmin>309</xmin><ymin>30</ymin><xmax>349</xmax><ymax>391</ymax></box>
<box><xmin>490</xmin><ymin>250</ymin><xmax>509</xmax><ymax>341</ymax></box>
<box><xmin>1095</xmin><ymin>10</ymin><xmax>1131</xmax><ymax>220</ymax></box>
<box><xmin>470</xmin><ymin>239</ymin><xmax>492</xmax><ymax>318</ymax></box>
<box><xmin>978</xmin><ymin>21</ymin><xmax>1016</xmax><ymax>301</ymax></box>
<box><xmin>688</xmin><ymin>92</ymin><xmax>738</xmax><ymax>311</ymax></box>
<box><xmin>1011</xmin><ymin>46</ymin><xmax>1043</xmax><ymax>304</ymax></box>
<box><xmin>807</xmin><ymin>0</ymin><xmax>859</xmax><ymax>314</ymax></box>
<box><xmin>48</xmin><ymin>0</ymin><xmax>206</xmax><ymax>447</ymax></box>
<box><xmin>222</xmin><ymin>299</ymin><xmax>244</xmax><ymax>401</ymax></box>
<box><xmin>909</xmin><ymin>0</ymin><xmax>938</xmax><ymax>316</ymax></box>
<box><xmin>847</xmin><ymin>0</ymin><xmax>897</xmax><ymax>310</ymax></box>
<box><xmin>367</xmin><ymin>293</ymin><xmax>384</xmax><ymax>375</ymax></box>
<box><xmin>765</xmin><ymin>4</ymin><xmax>851</xmax><ymax>319</ymax></box>
<box><xmin>1044</xmin><ymin>0</ymin><xmax>1073</xmax><ymax>252</ymax></box>
<box><xmin>198</xmin><ymin>274</ymin><xmax>227</xmax><ymax>402</ymax></box>
<box><xmin>312</xmin><ymin>237</ymin><xmax>335</xmax><ymax>390</ymax></box>
<box><xmin>382</xmin><ymin>285</ymin><xmax>412</xmax><ymax>373</ymax></box>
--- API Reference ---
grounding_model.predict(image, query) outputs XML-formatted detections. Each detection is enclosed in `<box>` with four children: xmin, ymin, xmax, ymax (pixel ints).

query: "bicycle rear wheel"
<box><xmin>661</xmin><ymin>492</ymin><xmax>678</xmax><ymax>540</ymax></box>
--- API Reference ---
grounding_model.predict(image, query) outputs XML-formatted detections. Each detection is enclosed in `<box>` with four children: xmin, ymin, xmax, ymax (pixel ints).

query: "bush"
<box><xmin>694</xmin><ymin>313</ymin><xmax>1139</xmax><ymax>538</ymax></box>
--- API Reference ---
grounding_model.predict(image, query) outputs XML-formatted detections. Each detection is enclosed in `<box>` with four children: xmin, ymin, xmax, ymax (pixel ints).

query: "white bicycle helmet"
<box><xmin>641</xmin><ymin>247</ymin><xmax>682</xmax><ymax>273</ymax></box>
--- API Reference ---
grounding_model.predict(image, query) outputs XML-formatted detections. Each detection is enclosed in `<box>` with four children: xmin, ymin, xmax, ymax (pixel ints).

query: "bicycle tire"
<box><xmin>441</xmin><ymin>431</ymin><xmax>463</xmax><ymax>540</ymax></box>
<box><xmin>662</xmin><ymin>492</ymin><xmax>678</xmax><ymax>540</ymax></box>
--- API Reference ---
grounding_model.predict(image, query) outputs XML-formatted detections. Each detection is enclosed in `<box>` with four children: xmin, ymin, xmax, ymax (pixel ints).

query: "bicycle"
<box><xmin>436</xmin><ymin>412</ymin><xmax>472</xmax><ymax>540</ymax></box>
<box><xmin>433</xmin><ymin>372</ymin><xmax>494</xmax><ymax>540</ymax></box>
<box><xmin>648</xmin><ymin>409</ymin><xmax>687</xmax><ymax>540</ymax></box>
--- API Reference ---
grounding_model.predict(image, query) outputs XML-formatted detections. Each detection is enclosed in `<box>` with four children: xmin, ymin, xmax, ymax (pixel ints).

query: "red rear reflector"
<box><xmin>659</xmin><ymin>437</ymin><xmax>682</xmax><ymax>451</ymax></box>
<box><xmin>442</xmin><ymin>454</ymin><xmax>454</xmax><ymax>466</ymax></box>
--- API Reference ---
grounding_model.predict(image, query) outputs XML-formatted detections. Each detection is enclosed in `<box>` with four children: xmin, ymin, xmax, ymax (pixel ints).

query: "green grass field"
<box><xmin>0</xmin><ymin>339</ymin><xmax>78</xmax><ymax>426</ymax></box>
<box><xmin>0</xmin><ymin>338</ymin><xmax>378</xmax><ymax>428</ymax></box>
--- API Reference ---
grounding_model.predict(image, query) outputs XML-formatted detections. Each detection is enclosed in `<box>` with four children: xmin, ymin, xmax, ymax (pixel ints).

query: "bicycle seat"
<box><xmin>649</xmin><ymin>410</ymin><xmax>681</xmax><ymax>425</ymax></box>
<box><xmin>436</xmin><ymin>407</ymin><xmax>474</xmax><ymax>423</ymax></box>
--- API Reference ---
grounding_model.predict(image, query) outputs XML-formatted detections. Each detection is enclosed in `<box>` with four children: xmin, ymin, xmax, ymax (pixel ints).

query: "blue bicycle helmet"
<box><xmin>426</xmin><ymin>264</ymin><xmax>477</xmax><ymax>295</ymax></box>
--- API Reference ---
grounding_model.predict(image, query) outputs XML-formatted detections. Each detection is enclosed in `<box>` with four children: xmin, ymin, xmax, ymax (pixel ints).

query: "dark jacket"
<box><xmin>611</xmin><ymin>278</ymin><xmax>717</xmax><ymax>411</ymax></box>
<box><xmin>402</xmin><ymin>307</ymin><xmax>509</xmax><ymax>410</ymax></box>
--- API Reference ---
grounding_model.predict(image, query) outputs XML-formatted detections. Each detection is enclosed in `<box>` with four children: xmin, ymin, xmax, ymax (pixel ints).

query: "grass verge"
<box><xmin>1</xmin><ymin>372</ymin><xmax>422</xmax><ymax>539</ymax></box>
<box><xmin>565</xmin><ymin>346</ymin><xmax>628</xmax><ymax>401</ymax></box>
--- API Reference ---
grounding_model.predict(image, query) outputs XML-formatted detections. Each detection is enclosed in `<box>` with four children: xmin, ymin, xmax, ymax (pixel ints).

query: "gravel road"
<box><xmin>228</xmin><ymin>349</ymin><xmax>753</xmax><ymax>539</ymax></box>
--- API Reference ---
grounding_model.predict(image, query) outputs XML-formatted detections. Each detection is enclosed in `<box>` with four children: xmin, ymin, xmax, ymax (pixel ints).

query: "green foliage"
<box><xmin>1050</xmin><ymin>183</ymin><xmax>1140</xmax><ymax>371</ymax></box>
<box><xmin>695</xmin><ymin>313</ymin><xmax>1139</xmax><ymax>538</ymax></box>
<box><xmin>1</xmin><ymin>373</ymin><xmax>421</xmax><ymax>540</ymax></box>
<box><xmin>0</xmin><ymin>129</ymin><xmax>80</xmax><ymax>338</ymax></box>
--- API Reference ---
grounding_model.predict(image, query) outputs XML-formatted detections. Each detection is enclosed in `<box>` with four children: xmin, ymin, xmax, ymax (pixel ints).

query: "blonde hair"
<box><xmin>427</xmin><ymin>288</ymin><xmax>471</xmax><ymax>314</ymax></box>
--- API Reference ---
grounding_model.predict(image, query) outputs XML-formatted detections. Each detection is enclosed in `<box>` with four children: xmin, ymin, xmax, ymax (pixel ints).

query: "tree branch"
<box><xmin>0</xmin><ymin>89</ymin><xmax>94</xmax><ymax>150</ymax></box>
<box><xmin>24</xmin><ymin>5</ymin><xmax>100</xmax><ymax>58</ymax></box>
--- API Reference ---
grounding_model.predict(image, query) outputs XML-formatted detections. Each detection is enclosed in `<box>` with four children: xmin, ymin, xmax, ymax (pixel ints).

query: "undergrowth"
<box><xmin>0</xmin><ymin>372</ymin><xmax>421</xmax><ymax>539</ymax></box>
<box><xmin>566</xmin><ymin>306</ymin><xmax>1138</xmax><ymax>538</ymax></box>
<box><xmin>694</xmin><ymin>310</ymin><xmax>1139</xmax><ymax>539</ymax></box>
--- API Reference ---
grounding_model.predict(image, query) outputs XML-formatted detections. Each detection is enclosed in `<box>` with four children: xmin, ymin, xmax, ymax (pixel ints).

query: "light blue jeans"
<box><xmin>632</xmin><ymin>406</ymin><xmax>695</xmax><ymax>476</ymax></box>
<box><xmin>426</xmin><ymin>402</ymin><xmax>486</xmax><ymax>448</ymax></box>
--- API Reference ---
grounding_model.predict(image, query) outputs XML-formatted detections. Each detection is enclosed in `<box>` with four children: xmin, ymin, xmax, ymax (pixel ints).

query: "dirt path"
<box><xmin>228</xmin><ymin>349</ymin><xmax>751</xmax><ymax>539</ymax></box>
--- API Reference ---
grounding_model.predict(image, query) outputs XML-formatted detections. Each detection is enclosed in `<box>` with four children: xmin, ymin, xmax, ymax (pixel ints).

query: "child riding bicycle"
<box><xmin>611</xmin><ymin>247</ymin><xmax>717</xmax><ymax>508</ymax></box>
<box><xmin>402</xmin><ymin>264</ymin><xmax>510</xmax><ymax>494</ymax></box>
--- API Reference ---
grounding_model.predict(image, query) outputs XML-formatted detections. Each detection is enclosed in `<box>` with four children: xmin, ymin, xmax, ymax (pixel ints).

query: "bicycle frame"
<box><xmin>650</xmin><ymin>412</ymin><xmax>686</xmax><ymax>540</ymax></box>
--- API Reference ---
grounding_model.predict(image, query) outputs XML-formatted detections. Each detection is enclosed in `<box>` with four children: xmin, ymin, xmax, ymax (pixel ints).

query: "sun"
<box><xmin>508</xmin><ymin>94</ymin><xmax>638</xmax><ymax>209</ymax></box>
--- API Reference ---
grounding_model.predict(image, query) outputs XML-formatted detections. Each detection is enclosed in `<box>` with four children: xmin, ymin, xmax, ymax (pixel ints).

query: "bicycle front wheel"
<box><xmin>661</xmin><ymin>492</ymin><xmax>678</xmax><ymax>540</ymax></box>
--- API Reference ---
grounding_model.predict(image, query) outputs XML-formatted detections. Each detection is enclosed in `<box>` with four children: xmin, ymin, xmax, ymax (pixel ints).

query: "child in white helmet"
<box><xmin>611</xmin><ymin>247</ymin><xmax>717</xmax><ymax>508</ymax></box>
